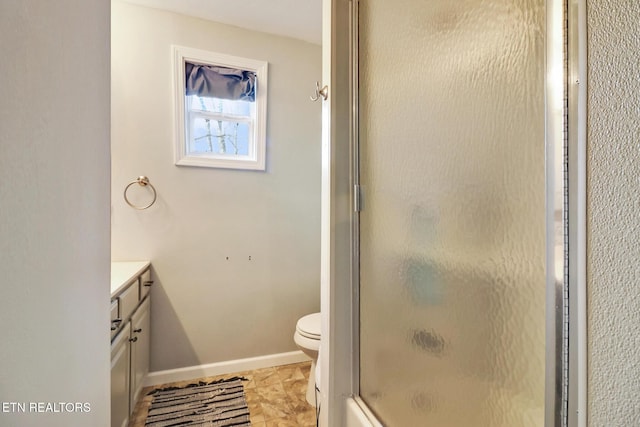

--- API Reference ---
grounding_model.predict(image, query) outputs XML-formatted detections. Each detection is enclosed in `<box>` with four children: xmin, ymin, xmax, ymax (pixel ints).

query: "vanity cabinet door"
<box><xmin>130</xmin><ymin>296</ymin><xmax>150</xmax><ymax>412</ymax></box>
<box><xmin>111</xmin><ymin>324</ymin><xmax>131</xmax><ymax>427</ymax></box>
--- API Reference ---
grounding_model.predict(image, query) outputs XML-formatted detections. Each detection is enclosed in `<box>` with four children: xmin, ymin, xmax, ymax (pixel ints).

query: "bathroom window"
<box><xmin>173</xmin><ymin>46</ymin><xmax>268</xmax><ymax>170</ymax></box>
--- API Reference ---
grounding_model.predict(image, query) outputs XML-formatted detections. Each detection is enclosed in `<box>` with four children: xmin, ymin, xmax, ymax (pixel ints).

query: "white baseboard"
<box><xmin>144</xmin><ymin>350</ymin><xmax>310</xmax><ymax>387</ymax></box>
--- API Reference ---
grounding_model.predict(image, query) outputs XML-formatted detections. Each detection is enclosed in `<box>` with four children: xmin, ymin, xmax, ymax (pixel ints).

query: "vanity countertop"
<box><xmin>111</xmin><ymin>261</ymin><xmax>150</xmax><ymax>297</ymax></box>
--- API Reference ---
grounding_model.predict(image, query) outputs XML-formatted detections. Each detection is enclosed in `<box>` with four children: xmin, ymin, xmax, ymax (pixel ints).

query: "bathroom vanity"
<box><xmin>110</xmin><ymin>261</ymin><xmax>152</xmax><ymax>427</ymax></box>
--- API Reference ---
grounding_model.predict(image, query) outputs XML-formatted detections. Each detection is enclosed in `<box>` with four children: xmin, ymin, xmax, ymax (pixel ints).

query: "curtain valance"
<box><xmin>185</xmin><ymin>62</ymin><xmax>256</xmax><ymax>102</ymax></box>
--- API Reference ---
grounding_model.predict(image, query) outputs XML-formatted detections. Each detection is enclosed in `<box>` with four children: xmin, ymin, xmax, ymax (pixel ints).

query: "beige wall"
<box><xmin>0</xmin><ymin>1</ymin><xmax>111</xmax><ymax>426</ymax></box>
<box><xmin>587</xmin><ymin>1</ymin><xmax>640</xmax><ymax>425</ymax></box>
<box><xmin>111</xmin><ymin>1</ymin><xmax>322</xmax><ymax>371</ymax></box>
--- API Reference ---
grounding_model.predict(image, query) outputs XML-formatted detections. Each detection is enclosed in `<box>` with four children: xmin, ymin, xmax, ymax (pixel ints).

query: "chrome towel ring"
<box><xmin>124</xmin><ymin>176</ymin><xmax>157</xmax><ymax>210</ymax></box>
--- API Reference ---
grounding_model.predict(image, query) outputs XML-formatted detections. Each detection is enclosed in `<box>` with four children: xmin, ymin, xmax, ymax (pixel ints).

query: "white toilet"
<box><xmin>294</xmin><ymin>312</ymin><xmax>321</xmax><ymax>406</ymax></box>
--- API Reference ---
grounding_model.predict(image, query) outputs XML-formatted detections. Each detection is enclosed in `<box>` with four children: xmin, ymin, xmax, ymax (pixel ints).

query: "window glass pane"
<box><xmin>188</xmin><ymin>95</ymin><xmax>252</xmax><ymax>117</ymax></box>
<box><xmin>189</xmin><ymin>118</ymin><xmax>250</xmax><ymax>156</ymax></box>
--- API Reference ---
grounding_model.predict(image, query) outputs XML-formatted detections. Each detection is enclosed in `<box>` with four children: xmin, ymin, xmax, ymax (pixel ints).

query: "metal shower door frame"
<box><xmin>318</xmin><ymin>0</ymin><xmax>587</xmax><ymax>425</ymax></box>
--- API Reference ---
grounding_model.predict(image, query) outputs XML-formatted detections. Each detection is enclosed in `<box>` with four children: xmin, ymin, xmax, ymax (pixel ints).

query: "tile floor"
<box><xmin>128</xmin><ymin>361</ymin><xmax>318</xmax><ymax>427</ymax></box>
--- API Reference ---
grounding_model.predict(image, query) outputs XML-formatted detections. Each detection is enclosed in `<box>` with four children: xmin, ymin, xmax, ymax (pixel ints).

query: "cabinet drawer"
<box><xmin>118</xmin><ymin>282</ymin><xmax>139</xmax><ymax>323</ymax></box>
<box><xmin>110</xmin><ymin>300</ymin><xmax>120</xmax><ymax>339</ymax></box>
<box><xmin>110</xmin><ymin>300</ymin><xmax>119</xmax><ymax>321</ymax></box>
<box><xmin>140</xmin><ymin>269</ymin><xmax>153</xmax><ymax>299</ymax></box>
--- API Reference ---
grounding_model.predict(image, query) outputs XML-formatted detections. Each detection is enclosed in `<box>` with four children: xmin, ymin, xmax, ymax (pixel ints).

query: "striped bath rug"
<box><xmin>145</xmin><ymin>377</ymin><xmax>250</xmax><ymax>426</ymax></box>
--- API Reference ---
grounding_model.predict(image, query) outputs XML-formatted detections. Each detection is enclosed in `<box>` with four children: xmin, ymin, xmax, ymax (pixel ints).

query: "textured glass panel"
<box><xmin>358</xmin><ymin>0</ymin><xmax>546</xmax><ymax>426</ymax></box>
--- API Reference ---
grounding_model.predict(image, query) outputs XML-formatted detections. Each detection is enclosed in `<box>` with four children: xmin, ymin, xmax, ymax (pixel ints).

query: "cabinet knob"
<box><xmin>143</xmin><ymin>281</ymin><xmax>154</xmax><ymax>287</ymax></box>
<box><xmin>112</xmin><ymin>318</ymin><xmax>122</xmax><ymax>325</ymax></box>
<box><xmin>133</xmin><ymin>328</ymin><xmax>142</xmax><ymax>333</ymax></box>
<box><xmin>129</xmin><ymin>337</ymin><xmax>138</xmax><ymax>343</ymax></box>
<box><xmin>111</xmin><ymin>326</ymin><xmax>117</xmax><ymax>331</ymax></box>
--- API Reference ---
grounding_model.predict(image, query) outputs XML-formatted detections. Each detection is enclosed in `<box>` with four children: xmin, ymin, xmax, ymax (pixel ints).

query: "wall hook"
<box><xmin>310</xmin><ymin>81</ymin><xmax>328</xmax><ymax>101</ymax></box>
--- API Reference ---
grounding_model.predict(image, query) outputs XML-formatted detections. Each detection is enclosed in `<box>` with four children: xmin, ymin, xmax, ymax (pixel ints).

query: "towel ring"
<box><xmin>124</xmin><ymin>176</ymin><xmax>157</xmax><ymax>210</ymax></box>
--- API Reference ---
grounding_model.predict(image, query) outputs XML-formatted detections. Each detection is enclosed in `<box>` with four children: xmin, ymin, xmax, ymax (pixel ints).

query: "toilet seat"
<box><xmin>296</xmin><ymin>313</ymin><xmax>321</xmax><ymax>340</ymax></box>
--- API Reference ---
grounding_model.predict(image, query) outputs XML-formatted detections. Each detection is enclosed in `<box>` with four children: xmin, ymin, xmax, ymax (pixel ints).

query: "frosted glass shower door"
<box><xmin>357</xmin><ymin>0</ymin><xmax>547</xmax><ymax>426</ymax></box>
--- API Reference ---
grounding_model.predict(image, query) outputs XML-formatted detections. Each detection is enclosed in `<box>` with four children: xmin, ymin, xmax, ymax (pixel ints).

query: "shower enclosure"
<box><xmin>319</xmin><ymin>0</ymin><xmax>586</xmax><ymax>425</ymax></box>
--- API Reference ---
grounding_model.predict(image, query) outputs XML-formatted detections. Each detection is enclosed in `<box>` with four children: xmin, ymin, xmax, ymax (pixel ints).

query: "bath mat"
<box><xmin>144</xmin><ymin>377</ymin><xmax>250</xmax><ymax>427</ymax></box>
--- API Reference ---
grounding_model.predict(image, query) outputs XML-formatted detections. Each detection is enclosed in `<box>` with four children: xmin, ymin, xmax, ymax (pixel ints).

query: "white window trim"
<box><xmin>172</xmin><ymin>45</ymin><xmax>268</xmax><ymax>170</ymax></box>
